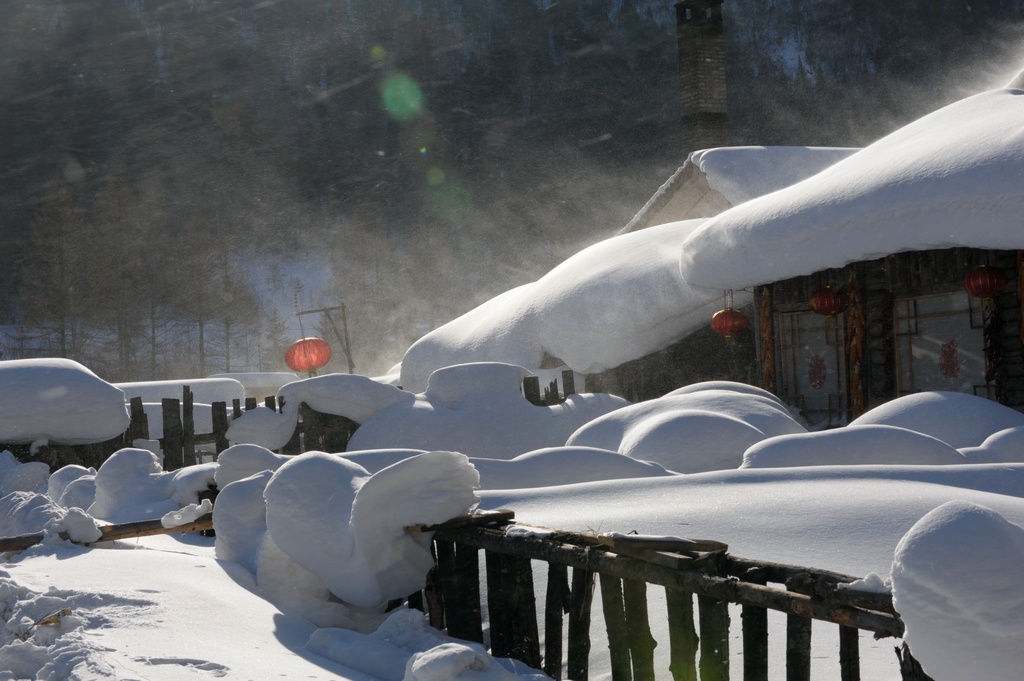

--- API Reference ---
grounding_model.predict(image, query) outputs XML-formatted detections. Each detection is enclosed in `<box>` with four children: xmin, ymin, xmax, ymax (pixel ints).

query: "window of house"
<box><xmin>893</xmin><ymin>291</ymin><xmax>990</xmax><ymax>398</ymax></box>
<box><xmin>776</xmin><ymin>310</ymin><xmax>847</xmax><ymax>428</ymax></box>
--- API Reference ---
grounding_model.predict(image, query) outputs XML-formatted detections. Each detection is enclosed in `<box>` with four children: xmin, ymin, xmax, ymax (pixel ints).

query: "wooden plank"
<box><xmin>523</xmin><ymin>376</ymin><xmax>542</xmax><ymax>405</ymax></box>
<box><xmin>486</xmin><ymin>552</ymin><xmax>515</xmax><ymax>659</ymax></box>
<box><xmin>211</xmin><ymin>401</ymin><xmax>230</xmax><ymax>453</ymax></box>
<box><xmin>622</xmin><ymin>579</ymin><xmax>656</xmax><ymax>680</ymax></box>
<box><xmin>786</xmin><ymin>614</ymin><xmax>812</xmax><ymax>681</ymax></box>
<box><xmin>127</xmin><ymin>396</ymin><xmax>149</xmax><ymax>441</ymax></box>
<box><xmin>0</xmin><ymin>514</ymin><xmax>215</xmax><ymax>553</ymax></box>
<box><xmin>182</xmin><ymin>386</ymin><xmax>196</xmax><ymax>467</ymax></box>
<box><xmin>435</xmin><ymin>540</ymin><xmax>483</xmax><ymax>643</ymax></box>
<box><xmin>509</xmin><ymin>554</ymin><xmax>541</xmax><ymax>670</ymax></box>
<box><xmin>697</xmin><ymin>595</ymin><xmax>729</xmax><ymax>681</ymax></box>
<box><xmin>665</xmin><ymin>588</ymin><xmax>698</xmax><ymax>681</ymax></box>
<box><xmin>567</xmin><ymin>568</ymin><xmax>594</xmax><ymax>681</ymax></box>
<box><xmin>561</xmin><ymin>369</ymin><xmax>576</xmax><ymax>397</ymax></box>
<box><xmin>598</xmin><ymin>574</ymin><xmax>632</xmax><ymax>681</ymax></box>
<box><xmin>544</xmin><ymin>563</ymin><xmax>570</xmax><ymax>680</ymax></box>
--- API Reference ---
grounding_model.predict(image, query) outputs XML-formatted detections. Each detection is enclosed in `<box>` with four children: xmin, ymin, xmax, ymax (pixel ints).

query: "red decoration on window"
<box><xmin>808</xmin><ymin>286</ymin><xmax>849</xmax><ymax>317</ymax></box>
<box><xmin>963</xmin><ymin>265</ymin><xmax>1007</xmax><ymax>300</ymax></box>
<box><xmin>807</xmin><ymin>354</ymin><xmax>827</xmax><ymax>389</ymax></box>
<box><xmin>285</xmin><ymin>337</ymin><xmax>333</xmax><ymax>375</ymax></box>
<box><xmin>711</xmin><ymin>308</ymin><xmax>748</xmax><ymax>338</ymax></box>
<box><xmin>939</xmin><ymin>340</ymin><xmax>960</xmax><ymax>379</ymax></box>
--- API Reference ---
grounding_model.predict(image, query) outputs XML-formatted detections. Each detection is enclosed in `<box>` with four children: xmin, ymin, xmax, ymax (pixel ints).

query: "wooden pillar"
<box><xmin>567</xmin><ymin>568</ymin><xmax>595</xmax><ymax>681</ymax></box>
<box><xmin>665</xmin><ymin>588</ymin><xmax>698</xmax><ymax>681</ymax></box>
<box><xmin>839</xmin><ymin>626</ymin><xmax>860</xmax><ymax>681</ymax></box>
<box><xmin>161</xmin><ymin>398</ymin><xmax>183</xmax><ymax>470</ymax></box>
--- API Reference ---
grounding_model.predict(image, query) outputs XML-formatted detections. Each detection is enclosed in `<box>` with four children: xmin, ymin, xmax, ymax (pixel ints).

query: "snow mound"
<box><xmin>399</xmin><ymin>220</ymin><xmax>752</xmax><ymax>392</ymax></box>
<box><xmin>214</xmin><ymin>443</ymin><xmax>292</xmax><ymax>487</ymax></box>
<box><xmin>0</xmin><ymin>451</ymin><xmax>50</xmax><ymax>496</ymax></box>
<box><xmin>680</xmin><ymin>88</ymin><xmax>1024</xmax><ymax>290</ymax></box>
<box><xmin>959</xmin><ymin>426</ymin><xmax>1024</xmax><ymax>464</ymax></box>
<box><xmin>349</xmin><ymin>363</ymin><xmax>630</xmax><ymax>458</ymax></box>
<box><xmin>262</xmin><ymin>450</ymin><xmax>479</xmax><ymax>607</ymax></box>
<box><xmin>45</xmin><ymin>465</ymin><xmax>94</xmax><ymax>504</ymax></box>
<box><xmin>115</xmin><ymin>377</ymin><xmax>245</xmax><ymax>406</ymax></box>
<box><xmin>891</xmin><ymin>501</ymin><xmax>1024</xmax><ymax>679</ymax></box>
<box><xmin>470</xmin><ymin>446</ymin><xmax>675</xmax><ymax>489</ymax></box>
<box><xmin>567</xmin><ymin>387</ymin><xmax>805</xmax><ymax>472</ymax></box>
<box><xmin>0</xmin><ymin>358</ymin><xmax>129</xmax><ymax>446</ymax></box>
<box><xmin>742</xmin><ymin>425</ymin><xmax>966</xmax><ymax>468</ymax></box>
<box><xmin>850</xmin><ymin>391</ymin><xmax>1024</xmax><ymax>449</ymax></box>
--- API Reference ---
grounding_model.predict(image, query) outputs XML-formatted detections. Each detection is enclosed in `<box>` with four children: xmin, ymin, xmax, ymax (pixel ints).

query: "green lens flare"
<box><xmin>381</xmin><ymin>74</ymin><xmax>423</xmax><ymax>121</ymax></box>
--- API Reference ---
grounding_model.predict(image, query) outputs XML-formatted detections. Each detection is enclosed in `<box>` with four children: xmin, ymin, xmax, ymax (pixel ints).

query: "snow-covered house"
<box><xmin>677</xmin><ymin>83</ymin><xmax>1024</xmax><ymax>425</ymax></box>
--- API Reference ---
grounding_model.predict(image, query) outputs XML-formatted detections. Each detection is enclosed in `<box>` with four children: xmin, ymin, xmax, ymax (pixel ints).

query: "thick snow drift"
<box><xmin>0</xmin><ymin>358</ymin><xmax>129</xmax><ymax>446</ymax></box>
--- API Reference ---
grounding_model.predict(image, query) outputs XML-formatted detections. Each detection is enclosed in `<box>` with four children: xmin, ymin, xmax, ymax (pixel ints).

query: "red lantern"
<box><xmin>285</xmin><ymin>337</ymin><xmax>333</xmax><ymax>375</ymax></box>
<box><xmin>808</xmin><ymin>286</ymin><xmax>849</xmax><ymax>317</ymax></box>
<box><xmin>963</xmin><ymin>265</ymin><xmax>1007</xmax><ymax>300</ymax></box>
<box><xmin>711</xmin><ymin>307</ymin><xmax>749</xmax><ymax>338</ymax></box>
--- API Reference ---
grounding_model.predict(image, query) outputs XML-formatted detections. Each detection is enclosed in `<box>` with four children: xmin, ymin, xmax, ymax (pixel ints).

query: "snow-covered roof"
<box><xmin>679</xmin><ymin>87</ymin><xmax>1024</xmax><ymax>290</ymax></box>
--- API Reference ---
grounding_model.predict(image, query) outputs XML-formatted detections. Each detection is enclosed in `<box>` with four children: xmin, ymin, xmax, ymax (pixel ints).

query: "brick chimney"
<box><xmin>676</xmin><ymin>0</ymin><xmax>729</xmax><ymax>152</ymax></box>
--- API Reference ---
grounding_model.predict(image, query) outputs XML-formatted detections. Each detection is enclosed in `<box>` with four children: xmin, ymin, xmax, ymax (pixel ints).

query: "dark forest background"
<box><xmin>2</xmin><ymin>0</ymin><xmax>1023</xmax><ymax>381</ymax></box>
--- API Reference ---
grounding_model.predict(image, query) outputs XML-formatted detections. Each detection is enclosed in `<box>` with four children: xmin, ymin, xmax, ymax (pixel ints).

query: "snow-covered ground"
<box><xmin>4</xmin><ymin>78</ymin><xmax>1024</xmax><ymax>681</ymax></box>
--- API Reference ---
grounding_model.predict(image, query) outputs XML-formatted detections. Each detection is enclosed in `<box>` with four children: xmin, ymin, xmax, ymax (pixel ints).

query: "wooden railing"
<box><xmin>410</xmin><ymin>510</ymin><xmax>930</xmax><ymax>681</ymax></box>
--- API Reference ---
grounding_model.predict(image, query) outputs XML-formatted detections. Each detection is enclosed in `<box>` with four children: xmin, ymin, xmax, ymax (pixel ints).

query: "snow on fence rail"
<box><xmin>408</xmin><ymin>510</ymin><xmax>932</xmax><ymax>681</ymax></box>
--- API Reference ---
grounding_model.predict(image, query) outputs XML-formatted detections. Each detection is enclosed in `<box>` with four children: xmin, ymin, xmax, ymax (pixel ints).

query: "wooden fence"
<box><xmin>408</xmin><ymin>510</ymin><xmax>932</xmax><ymax>681</ymax></box>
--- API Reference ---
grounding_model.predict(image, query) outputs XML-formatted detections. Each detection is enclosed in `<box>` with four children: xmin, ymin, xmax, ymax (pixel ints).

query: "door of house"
<box><xmin>776</xmin><ymin>310</ymin><xmax>847</xmax><ymax>428</ymax></box>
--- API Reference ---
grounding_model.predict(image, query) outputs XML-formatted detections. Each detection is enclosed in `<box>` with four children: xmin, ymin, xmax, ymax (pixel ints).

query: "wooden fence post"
<box><xmin>544</xmin><ymin>563</ymin><xmax>570</xmax><ymax>679</ymax></box>
<box><xmin>622</xmin><ymin>578</ymin><xmax>656</xmax><ymax>680</ymax></box>
<box><xmin>697</xmin><ymin>594</ymin><xmax>730</xmax><ymax>681</ymax></box>
<box><xmin>486</xmin><ymin>552</ymin><xmax>515</xmax><ymax>659</ymax></box>
<box><xmin>742</xmin><ymin>570</ymin><xmax>769</xmax><ymax>681</ymax></box>
<box><xmin>786</xmin><ymin>613</ymin><xmax>812</xmax><ymax>681</ymax></box>
<box><xmin>567</xmin><ymin>568</ymin><xmax>595</xmax><ymax>681</ymax></box>
<box><xmin>561</xmin><ymin>369</ymin><xmax>576</xmax><ymax>397</ymax></box>
<box><xmin>508</xmin><ymin>555</ymin><xmax>541</xmax><ymax>669</ymax></box>
<box><xmin>182</xmin><ymin>386</ymin><xmax>196</xmax><ymax>467</ymax></box>
<box><xmin>211</xmin><ymin>401</ymin><xmax>230</xmax><ymax>453</ymax></box>
<box><xmin>599</xmin><ymin>574</ymin><xmax>632</xmax><ymax>681</ymax></box>
<box><xmin>665</xmin><ymin>588</ymin><xmax>698</xmax><ymax>681</ymax></box>
<box><xmin>839</xmin><ymin>626</ymin><xmax>860</xmax><ymax>681</ymax></box>
<box><xmin>435</xmin><ymin>540</ymin><xmax>483</xmax><ymax>643</ymax></box>
<box><xmin>127</xmin><ymin>396</ymin><xmax>149</xmax><ymax>442</ymax></box>
<box><xmin>161</xmin><ymin>398</ymin><xmax>183</xmax><ymax>470</ymax></box>
<box><xmin>523</xmin><ymin>376</ymin><xmax>542</xmax><ymax>405</ymax></box>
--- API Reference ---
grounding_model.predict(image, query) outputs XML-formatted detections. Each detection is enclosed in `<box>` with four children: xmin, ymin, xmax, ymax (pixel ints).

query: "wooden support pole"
<box><xmin>599</xmin><ymin>574</ymin><xmax>632</xmax><ymax>681</ymax></box>
<box><xmin>665</xmin><ymin>588</ymin><xmax>698</xmax><ymax>681</ymax></box>
<box><xmin>839</xmin><ymin>626</ymin><xmax>860</xmax><ymax>681</ymax></box>
<box><xmin>161</xmin><ymin>398</ymin><xmax>183</xmax><ymax>470</ymax></box>
<box><xmin>786</xmin><ymin>614</ymin><xmax>812</xmax><ymax>681</ymax></box>
<box><xmin>544</xmin><ymin>563</ymin><xmax>570</xmax><ymax>680</ymax></box>
<box><xmin>697</xmin><ymin>595</ymin><xmax>729</xmax><ymax>681</ymax></box>
<box><xmin>211</xmin><ymin>401</ymin><xmax>230</xmax><ymax>453</ymax></box>
<box><xmin>182</xmin><ymin>386</ymin><xmax>196</xmax><ymax>467</ymax></box>
<box><xmin>567</xmin><ymin>567</ymin><xmax>594</xmax><ymax>681</ymax></box>
<box><xmin>622</xmin><ymin>579</ymin><xmax>656</xmax><ymax>680</ymax></box>
<box><xmin>742</xmin><ymin>571</ymin><xmax>769</xmax><ymax>681</ymax></box>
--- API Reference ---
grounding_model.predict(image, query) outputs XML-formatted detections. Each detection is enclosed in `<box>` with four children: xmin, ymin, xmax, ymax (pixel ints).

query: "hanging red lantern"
<box><xmin>963</xmin><ymin>265</ymin><xmax>1007</xmax><ymax>300</ymax></box>
<box><xmin>711</xmin><ymin>307</ymin><xmax>749</xmax><ymax>338</ymax></box>
<box><xmin>285</xmin><ymin>337</ymin><xmax>333</xmax><ymax>375</ymax></box>
<box><xmin>808</xmin><ymin>285</ymin><xmax>849</xmax><ymax>317</ymax></box>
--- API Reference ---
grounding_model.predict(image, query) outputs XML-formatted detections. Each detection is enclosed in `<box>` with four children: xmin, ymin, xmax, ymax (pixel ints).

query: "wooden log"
<box><xmin>211</xmin><ymin>401</ymin><xmax>230</xmax><ymax>453</ymax></box>
<box><xmin>786</xmin><ymin>614</ymin><xmax>812</xmax><ymax>681</ymax></box>
<box><xmin>697</xmin><ymin>595</ymin><xmax>729</xmax><ymax>681</ymax></box>
<box><xmin>544</xmin><ymin>563</ymin><xmax>570</xmax><ymax>679</ymax></box>
<box><xmin>433</xmin><ymin>525</ymin><xmax>904</xmax><ymax>638</ymax></box>
<box><xmin>161</xmin><ymin>398</ymin><xmax>183</xmax><ymax>470</ymax></box>
<box><xmin>0</xmin><ymin>514</ymin><xmax>215</xmax><ymax>553</ymax></box>
<box><xmin>598</xmin><ymin>574</ymin><xmax>632</xmax><ymax>681</ymax></box>
<box><xmin>508</xmin><ymin>554</ymin><xmax>541</xmax><ymax>670</ymax></box>
<box><xmin>839</xmin><ymin>626</ymin><xmax>860</xmax><ymax>681</ymax></box>
<box><xmin>182</xmin><ymin>386</ymin><xmax>196</xmax><ymax>467</ymax></box>
<box><xmin>665</xmin><ymin>588</ymin><xmax>698</xmax><ymax>681</ymax></box>
<box><xmin>622</xmin><ymin>579</ymin><xmax>656</xmax><ymax>680</ymax></box>
<box><xmin>567</xmin><ymin>568</ymin><xmax>594</xmax><ymax>681</ymax></box>
<box><xmin>742</xmin><ymin>571</ymin><xmax>769</xmax><ymax>681</ymax></box>
<box><xmin>486</xmin><ymin>551</ymin><xmax>515</xmax><ymax>659</ymax></box>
